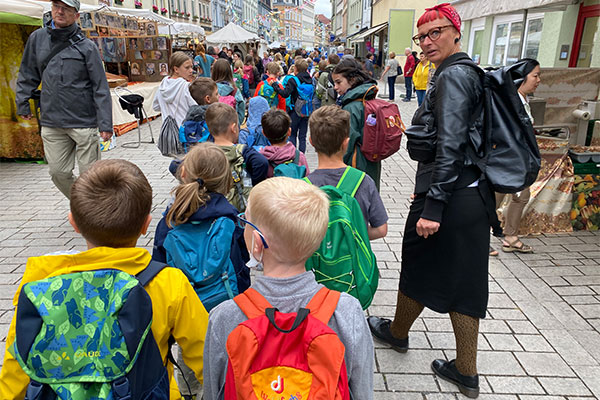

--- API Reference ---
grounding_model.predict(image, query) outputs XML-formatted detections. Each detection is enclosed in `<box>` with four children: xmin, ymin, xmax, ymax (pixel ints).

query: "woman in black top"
<box><xmin>367</xmin><ymin>4</ymin><xmax>492</xmax><ymax>398</ymax></box>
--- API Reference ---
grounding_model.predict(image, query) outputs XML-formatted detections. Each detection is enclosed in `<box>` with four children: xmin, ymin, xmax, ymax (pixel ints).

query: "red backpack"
<box><xmin>359</xmin><ymin>85</ymin><xmax>404</xmax><ymax>162</ymax></box>
<box><xmin>243</xmin><ymin>65</ymin><xmax>255</xmax><ymax>85</ymax></box>
<box><xmin>224</xmin><ymin>287</ymin><xmax>351</xmax><ymax>400</ymax></box>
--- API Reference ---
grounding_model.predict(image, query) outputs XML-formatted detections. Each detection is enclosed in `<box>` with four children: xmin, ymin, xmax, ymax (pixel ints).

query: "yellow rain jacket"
<box><xmin>413</xmin><ymin>60</ymin><xmax>435</xmax><ymax>91</ymax></box>
<box><xmin>0</xmin><ymin>247</ymin><xmax>208</xmax><ymax>400</ymax></box>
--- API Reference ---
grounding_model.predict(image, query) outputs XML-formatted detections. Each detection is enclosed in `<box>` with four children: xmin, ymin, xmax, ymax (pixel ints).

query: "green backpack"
<box><xmin>304</xmin><ymin>167</ymin><xmax>378</xmax><ymax>310</ymax></box>
<box><xmin>12</xmin><ymin>262</ymin><xmax>170</xmax><ymax>399</ymax></box>
<box><xmin>220</xmin><ymin>144</ymin><xmax>251</xmax><ymax>212</ymax></box>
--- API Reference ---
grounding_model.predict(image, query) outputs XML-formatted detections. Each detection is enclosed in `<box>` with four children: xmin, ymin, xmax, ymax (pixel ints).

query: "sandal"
<box><xmin>502</xmin><ymin>239</ymin><xmax>533</xmax><ymax>253</ymax></box>
<box><xmin>489</xmin><ymin>246</ymin><xmax>499</xmax><ymax>257</ymax></box>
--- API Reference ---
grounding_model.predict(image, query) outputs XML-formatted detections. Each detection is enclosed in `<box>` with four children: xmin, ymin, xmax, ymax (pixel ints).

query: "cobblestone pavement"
<box><xmin>1</xmin><ymin>83</ymin><xmax>599</xmax><ymax>399</ymax></box>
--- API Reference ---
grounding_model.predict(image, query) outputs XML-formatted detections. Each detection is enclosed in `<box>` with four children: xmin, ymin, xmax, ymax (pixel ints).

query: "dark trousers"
<box><xmin>405</xmin><ymin>77</ymin><xmax>413</xmax><ymax>100</ymax></box>
<box><xmin>387</xmin><ymin>76</ymin><xmax>396</xmax><ymax>100</ymax></box>
<box><xmin>289</xmin><ymin>111</ymin><xmax>308</xmax><ymax>153</ymax></box>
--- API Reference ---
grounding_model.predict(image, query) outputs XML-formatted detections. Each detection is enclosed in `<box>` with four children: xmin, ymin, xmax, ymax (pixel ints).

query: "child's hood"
<box><xmin>158</xmin><ymin>76</ymin><xmax>191</xmax><ymax>104</ymax></box>
<box><xmin>217</xmin><ymin>81</ymin><xmax>235</xmax><ymax>96</ymax></box>
<box><xmin>247</xmin><ymin>97</ymin><xmax>270</xmax><ymax>132</ymax></box>
<box><xmin>261</xmin><ymin>142</ymin><xmax>298</xmax><ymax>163</ymax></box>
<box><xmin>14</xmin><ymin>247</ymin><xmax>151</xmax><ymax>305</ymax></box>
<box><xmin>184</xmin><ymin>104</ymin><xmax>210</xmax><ymax>122</ymax></box>
<box><xmin>185</xmin><ymin>193</ymin><xmax>239</xmax><ymax>223</ymax></box>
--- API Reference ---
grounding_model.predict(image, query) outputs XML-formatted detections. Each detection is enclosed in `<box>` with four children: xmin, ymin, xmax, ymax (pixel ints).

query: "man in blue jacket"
<box><xmin>16</xmin><ymin>0</ymin><xmax>112</xmax><ymax>198</ymax></box>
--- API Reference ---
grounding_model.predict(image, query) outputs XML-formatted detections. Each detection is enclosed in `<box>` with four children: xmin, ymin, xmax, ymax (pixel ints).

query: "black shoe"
<box><xmin>431</xmin><ymin>359</ymin><xmax>479</xmax><ymax>398</ymax></box>
<box><xmin>366</xmin><ymin>316</ymin><xmax>408</xmax><ymax>353</ymax></box>
<box><xmin>402</xmin><ymin>98</ymin><xmax>411</xmax><ymax>102</ymax></box>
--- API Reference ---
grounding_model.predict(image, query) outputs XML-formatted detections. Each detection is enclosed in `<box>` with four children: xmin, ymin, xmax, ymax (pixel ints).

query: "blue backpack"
<box><xmin>271</xmin><ymin>149</ymin><xmax>306</xmax><ymax>179</ymax></box>
<box><xmin>240</xmin><ymin>126</ymin><xmax>271</xmax><ymax>152</ymax></box>
<box><xmin>292</xmin><ymin>76</ymin><xmax>315</xmax><ymax>117</ymax></box>
<box><xmin>179</xmin><ymin>119</ymin><xmax>211</xmax><ymax>153</ymax></box>
<box><xmin>13</xmin><ymin>261</ymin><xmax>170</xmax><ymax>400</ymax></box>
<box><xmin>258</xmin><ymin>79</ymin><xmax>278</xmax><ymax>107</ymax></box>
<box><xmin>163</xmin><ymin>217</ymin><xmax>239</xmax><ymax>311</ymax></box>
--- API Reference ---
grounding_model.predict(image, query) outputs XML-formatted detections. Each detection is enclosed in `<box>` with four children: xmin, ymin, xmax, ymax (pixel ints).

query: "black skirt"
<box><xmin>399</xmin><ymin>187</ymin><xmax>490</xmax><ymax>319</ymax></box>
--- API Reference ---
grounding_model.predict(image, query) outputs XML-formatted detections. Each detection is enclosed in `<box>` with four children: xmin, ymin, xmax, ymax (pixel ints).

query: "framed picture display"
<box><xmin>146</xmin><ymin>22</ymin><xmax>157</xmax><ymax>36</ymax></box>
<box><xmin>156</xmin><ymin>36</ymin><xmax>167</xmax><ymax>50</ymax></box>
<box><xmin>144</xmin><ymin>37</ymin><xmax>154</xmax><ymax>50</ymax></box>
<box><xmin>79</xmin><ymin>12</ymin><xmax>94</xmax><ymax>30</ymax></box>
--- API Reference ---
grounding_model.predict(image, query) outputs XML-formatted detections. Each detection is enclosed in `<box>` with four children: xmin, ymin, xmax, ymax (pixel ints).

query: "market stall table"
<box><xmin>111</xmin><ymin>81</ymin><xmax>160</xmax><ymax>135</ymax></box>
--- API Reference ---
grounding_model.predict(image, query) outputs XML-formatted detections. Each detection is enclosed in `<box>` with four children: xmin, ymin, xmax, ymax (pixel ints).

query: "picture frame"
<box><xmin>145</xmin><ymin>62</ymin><xmax>156</xmax><ymax>77</ymax></box>
<box><xmin>79</xmin><ymin>12</ymin><xmax>94</xmax><ymax>30</ymax></box>
<box><xmin>131</xmin><ymin>62</ymin><xmax>141</xmax><ymax>76</ymax></box>
<box><xmin>146</xmin><ymin>22</ymin><xmax>157</xmax><ymax>36</ymax></box>
<box><xmin>156</xmin><ymin>36</ymin><xmax>167</xmax><ymax>50</ymax></box>
<box><xmin>144</xmin><ymin>37</ymin><xmax>154</xmax><ymax>50</ymax></box>
<box><xmin>159</xmin><ymin>62</ymin><xmax>169</xmax><ymax>76</ymax></box>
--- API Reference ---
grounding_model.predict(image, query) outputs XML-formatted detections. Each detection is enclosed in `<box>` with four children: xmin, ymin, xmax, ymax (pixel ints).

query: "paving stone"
<box><xmin>375</xmin><ymin>349</ymin><xmax>445</xmax><ymax>374</ymax></box>
<box><xmin>477</xmin><ymin>351</ymin><xmax>526</xmax><ymax>376</ymax></box>
<box><xmin>570</xmin><ymin>365</ymin><xmax>600</xmax><ymax>398</ymax></box>
<box><xmin>486</xmin><ymin>376</ymin><xmax>545</xmax><ymax>394</ymax></box>
<box><xmin>515</xmin><ymin>334</ymin><xmax>555</xmax><ymax>352</ymax></box>
<box><xmin>568</xmin><ymin>330</ymin><xmax>600</xmax><ymax>363</ymax></box>
<box><xmin>515</xmin><ymin>352</ymin><xmax>576</xmax><ymax>377</ymax></box>
<box><xmin>543</xmin><ymin>302</ymin><xmax>593</xmax><ymax>331</ymax></box>
<box><xmin>538</xmin><ymin>377</ymin><xmax>592</xmax><ymax>396</ymax></box>
<box><xmin>484</xmin><ymin>333</ymin><xmax>523</xmax><ymax>351</ymax></box>
<box><xmin>540</xmin><ymin>329</ymin><xmax>597</xmax><ymax>366</ymax></box>
<box><xmin>507</xmin><ymin>320</ymin><xmax>540</xmax><ymax>334</ymax></box>
<box><xmin>386</xmin><ymin>373</ymin><xmax>438</xmax><ymax>392</ymax></box>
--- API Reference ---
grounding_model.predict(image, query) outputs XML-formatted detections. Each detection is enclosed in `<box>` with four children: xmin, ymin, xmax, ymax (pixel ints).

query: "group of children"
<box><xmin>0</xmin><ymin>49</ymin><xmax>394</xmax><ymax>400</ymax></box>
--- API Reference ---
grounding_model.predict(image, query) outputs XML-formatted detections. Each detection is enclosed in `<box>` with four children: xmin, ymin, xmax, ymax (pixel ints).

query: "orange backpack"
<box><xmin>224</xmin><ymin>287</ymin><xmax>350</xmax><ymax>400</ymax></box>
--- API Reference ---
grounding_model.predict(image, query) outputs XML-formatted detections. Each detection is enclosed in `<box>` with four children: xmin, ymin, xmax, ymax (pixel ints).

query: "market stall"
<box><xmin>205</xmin><ymin>22</ymin><xmax>260</xmax><ymax>55</ymax></box>
<box><xmin>0</xmin><ymin>0</ymin><xmax>46</xmax><ymax>159</ymax></box>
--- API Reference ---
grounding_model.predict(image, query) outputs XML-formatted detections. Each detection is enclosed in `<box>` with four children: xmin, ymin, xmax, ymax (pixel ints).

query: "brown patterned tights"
<box><xmin>390</xmin><ymin>291</ymin><xmax>480</xmax><ymax>376</ymax></box>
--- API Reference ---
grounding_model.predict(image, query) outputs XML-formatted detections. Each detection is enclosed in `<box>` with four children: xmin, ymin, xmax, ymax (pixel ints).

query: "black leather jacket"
<box><xmin>408</xmin><ymin>52</ymin><xmax>484</xmax><ymax>222</ymax></box>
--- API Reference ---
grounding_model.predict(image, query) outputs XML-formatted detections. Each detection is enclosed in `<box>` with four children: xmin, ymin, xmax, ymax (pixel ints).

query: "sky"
<box><xmin>314</xmin><ymin>0</ymin><xmax>332</xmax><ymax>18</ymax></box>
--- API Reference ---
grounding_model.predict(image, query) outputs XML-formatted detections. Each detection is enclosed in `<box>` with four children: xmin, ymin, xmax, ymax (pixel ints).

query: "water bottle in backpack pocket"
<box><xmin>13</xmin><ymin>263</ymin><xmax>170</xmax><ymax>400</ymax></box>
<box><xmin>163</xmin><ymin>218</ymin><xmax>239</xmax><ymax>312</ymax></box>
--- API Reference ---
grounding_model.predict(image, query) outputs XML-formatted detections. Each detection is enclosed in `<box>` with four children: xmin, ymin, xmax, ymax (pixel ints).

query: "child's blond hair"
<box><xmin>70</xmin><ymin>159</ymin><xmax>152</xmax><ymax>247</ymax></box>
<box><xmin>166</xmin><ymin>143</ymin><xmax>231</xmax><ymax>228</ymax></box>
<box><xmin>266</xmin><ymin>61</ymin><xmax>280</xmax><ymax>76</ymax></box>
<box><xmin>234</xmin><ymin>59</ymin><xmax>244</xmax><ymax>71</ymax></box>
<box><xmin>248</xmin><ymin>177</ymin><xmax>329</xmax><ymax>264</ymax></box>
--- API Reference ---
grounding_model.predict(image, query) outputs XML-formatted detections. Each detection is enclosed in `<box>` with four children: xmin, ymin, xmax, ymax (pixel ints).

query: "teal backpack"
<box><xmin>304</xmin><ymin>167</ymin><xmax>378</xmax><ymax>310</ymax></box>
<box><xmin>163</xmin><ymin>217</ymin><xmax>239</xmax><ymax>311</ymax></box>
<box><xmin>12</xmin><ymin>261</ymin><xmax>170</xmax><ymax>400</ymax></box>
<box><xmin>271</xmin><ymin>149</ymin><xmax>306</xmax><ymax>179</ymax></box>
<box><xmin>258</xmin><ymin>79</ymin><xmax>278</xmax><ymax>107</ymax></box>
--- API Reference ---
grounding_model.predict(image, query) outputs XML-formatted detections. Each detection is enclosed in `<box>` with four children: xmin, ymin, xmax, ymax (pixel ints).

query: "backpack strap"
<box><xmin>336</xmin><ymin>167</ymin><xmax>365</xmax><ymax>198</ymax></box>
<box><xmin>136</xmin><ymin>260</ymin><xmax>168</xmax><ymax>287</ymax></box>
<box><xmin>293</xmin><ymin>149</ymin><xmax>300</xmax><ymax>165</ymax></box>
<box><xmin>234</xmin><ymin>288</ymin><xmax>273</xmax><ymax>319</ymax></box>
<box><xmin>360</xmin><ymin>85</ymin><xmax>378</xmax><ymax>104</ymax></box>
<box><xmin>303</xmin><ymin>176</ymin><xmax>312</xmax><ymax>184</ymax></box>
<box><xmin>305</xmin><ymin>287</ymin><xmax>341</xmax><ymax>325</ymax></box>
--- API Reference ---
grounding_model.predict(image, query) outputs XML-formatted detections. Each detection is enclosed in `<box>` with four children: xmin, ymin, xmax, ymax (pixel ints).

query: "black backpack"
<box><xmin>459</xmin><ymin>59</ymin><xmax>541</xmax><ymax>194</ymax></box>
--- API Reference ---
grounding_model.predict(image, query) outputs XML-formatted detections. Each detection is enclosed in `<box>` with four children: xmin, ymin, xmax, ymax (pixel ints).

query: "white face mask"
<box><xmin>246</xmin><ymin>235</ymin><xmax>264</xmax><ymax>271</ymax></box>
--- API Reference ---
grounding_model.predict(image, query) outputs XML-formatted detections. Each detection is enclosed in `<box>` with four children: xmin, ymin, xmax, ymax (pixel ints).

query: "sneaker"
<box><xmin>431</xmin><ymin>359</ymin><xmax>479</xmax><ymax>398</ymax></box>
<box><xmin>366</xmin><ymin>316</ymin><xmax>408</xmax><ymax>353</ymax></box>
<box><xmin>402</xmin><ymin>98</ymin><xmax>411</xmax><ymax>102</ymax></box>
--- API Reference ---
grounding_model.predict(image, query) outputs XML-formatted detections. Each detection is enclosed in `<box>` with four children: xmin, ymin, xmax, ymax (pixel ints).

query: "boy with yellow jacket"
<box><xmin>0</xmin><ymin>159</ymin><xmax>208</xmax><ymax>400</ymax></box>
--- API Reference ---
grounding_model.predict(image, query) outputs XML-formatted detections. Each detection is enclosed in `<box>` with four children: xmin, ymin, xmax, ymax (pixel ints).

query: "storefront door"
<box><xmin>570</xmin><ymin>2</ymin><xmax>600</xmax><ymax>67</ymax></box>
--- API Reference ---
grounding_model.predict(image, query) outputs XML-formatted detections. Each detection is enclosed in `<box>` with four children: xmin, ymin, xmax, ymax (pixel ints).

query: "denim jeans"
<box><xmin>289</xmin><ymin>111</ymin><xmax>308</xmax><ymax>153</ymax></box>
<box><xmin>405</xmin><ymin>77</ymin><xmax>413</xmax><ymax>100</ymax></box>
<box><xmin>387</xmin><ymin>76</ymin><xmax>396</xmax><ymax>100</ymax></box>
<box><xmin>416</xmin><ymin>90</ymin><xmax>426</xmax><ymax>106</ymax></box>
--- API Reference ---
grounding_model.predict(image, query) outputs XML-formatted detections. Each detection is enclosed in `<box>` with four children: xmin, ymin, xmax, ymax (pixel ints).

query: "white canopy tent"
<box><xmin>0</xmin><ymin>0</ymin><xmax>45</xmax><ymax>20</ymax></box>
<box><xmin>205</xmin><ymin>22</ymin><xmax>260</xmax><ymax>46</ymax></box>
<box><xmin>158</xmin><ymin>22</ymin><xmax>205</xmax><ymax>36</ymax></box>
<box><xmin>268</xmin><ymin>41</ymin><xmax>282</xmax><ymax>49</ymax></box>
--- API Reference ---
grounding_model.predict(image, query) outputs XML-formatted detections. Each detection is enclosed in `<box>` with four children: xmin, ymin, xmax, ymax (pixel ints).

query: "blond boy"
<box><xmin>203</xmin><ymin>177</ymin><xmax>374</xmax><ymax>399</ymax></box>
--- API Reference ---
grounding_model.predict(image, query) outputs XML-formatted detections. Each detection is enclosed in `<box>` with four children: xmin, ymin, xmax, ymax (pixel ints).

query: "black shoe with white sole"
<box><xmin>431</xmin><ymin>359</ymin><xmax>479</xmax><ymax>399</ymax></box>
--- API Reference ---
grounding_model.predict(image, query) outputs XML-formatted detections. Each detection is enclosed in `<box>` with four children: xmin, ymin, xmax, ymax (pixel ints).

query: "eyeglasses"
<box><xmin>412</xmin><ymin>25</ymin><xmax>455</xmax><ymax>46</ymax></box>
<box><xmin>51</xmin><ymin>3</ymin><xmax>77</xmax><ymax>14</ymax></box>
<box><xmin>237</xmin><ymin>213</ymin><xmax>269</xmax><ymax>249</ymax></box>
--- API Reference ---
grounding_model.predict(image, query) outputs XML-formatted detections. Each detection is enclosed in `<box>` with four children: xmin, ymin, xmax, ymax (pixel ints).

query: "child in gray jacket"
<box><xmin>203</xmin><ymin>177</ymin><xmax>374</xmax><ymax>400</ymax></box>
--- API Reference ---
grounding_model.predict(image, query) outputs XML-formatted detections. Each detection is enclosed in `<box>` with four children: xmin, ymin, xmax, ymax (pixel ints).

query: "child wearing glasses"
<box><xmin>152</xmin><ymin>143</ymin><xmax>251</xmax><ymax>399</ymax></box>
<box><xmin>203</xmin><ymin>177</ymin><xmax>374</xmax><ymax>400</ymax></box>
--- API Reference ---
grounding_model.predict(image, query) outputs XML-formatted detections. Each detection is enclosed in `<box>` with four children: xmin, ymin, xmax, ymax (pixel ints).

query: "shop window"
<box><xmin>523</xmin><ymin>18</ymin><xmax>543</xmax><ymax>59</ymax></box>
<box><xmin>490</xmin><ymin>14</ymin><xmax>543</xmax><ymax>65</ymax></box>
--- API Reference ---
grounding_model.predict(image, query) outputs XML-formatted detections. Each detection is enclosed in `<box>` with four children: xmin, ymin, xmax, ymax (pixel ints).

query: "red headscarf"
<box><xmin>417</xmin><ymin>3</ymin><xmax>461</xmax><ymax>33</ymax></box>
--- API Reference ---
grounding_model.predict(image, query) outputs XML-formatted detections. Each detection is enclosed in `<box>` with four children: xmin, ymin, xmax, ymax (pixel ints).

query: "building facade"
<box><xmin>211</xmin><ymin>0</ymin><xmax>242</xmax><ymax>30</ymax></box>
<box><xmin>273</xmin><ymin>0</ymin><xmax>302</xmax><ymax>49</ymax></box>
<box><xmin>456</xmin><ymin>0</ymin><xmax>600</xmax><ymax>68</ymax></box>
<box><xmin>257</xmin><ymin>0</ymin><xmax>272</xmax><ymax>40</ymax></box>
<box><xmin>315</xmin><ymin>14</ymin><xmax>331</xmax><ymax>49</ymax></box>
<box><xmin>302</xmin><ymin>1</ymin><xmax>316</xmax><ymax>50</ymax></box>
<box><xmin>243</xmin><ymin>0</ymin><xmax>259</xmax><ymax>33</ymax></box>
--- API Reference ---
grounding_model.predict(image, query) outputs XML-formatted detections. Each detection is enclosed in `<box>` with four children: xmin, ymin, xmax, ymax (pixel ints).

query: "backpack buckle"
<box><xmin>25</xmin><ymin>381</ymin><xmax>44</xmax><ymax>400</ymax></box>
<box><xmin>112</xmin><ymin>377</ymin><xmax>132</xmax><ymax>400</ymax></box>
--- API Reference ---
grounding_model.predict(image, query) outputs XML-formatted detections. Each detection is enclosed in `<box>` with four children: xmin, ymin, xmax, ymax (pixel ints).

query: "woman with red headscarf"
<box><xmin>367</xmin><ymin>4</ymin><xmax>493</xmax><ymax>398</ymax></box>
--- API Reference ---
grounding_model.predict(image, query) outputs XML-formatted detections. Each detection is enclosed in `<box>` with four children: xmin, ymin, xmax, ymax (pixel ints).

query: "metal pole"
<box><xmin>517</xmin><ymin>9</ymin><xmax>528</xmax><ymax>61</ymax></box>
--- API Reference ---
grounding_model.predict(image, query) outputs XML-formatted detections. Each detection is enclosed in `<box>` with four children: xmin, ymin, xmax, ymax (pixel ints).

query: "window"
<box><xmin>285</xmin><ymin>25</ymin><xmax>290</xmax><ymax>36</ymax></box>
<box><xmin>489</xmin><ymin>13</ymin><xmax>543</xmax><ymax>65</ymax></box>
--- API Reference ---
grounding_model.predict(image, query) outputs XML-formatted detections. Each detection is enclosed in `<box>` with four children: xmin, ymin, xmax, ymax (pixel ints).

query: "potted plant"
<box><xmin>152</xmin><ymin>4</ymin><xmax>159</xmax><ymax>12</ymax></box>
<box><xmin>114</xmin><ymin>0</ymin><xmax>123</xmax><ymax>4</ymax></box>
<box><xmin>134</xmin><ymin>0</ymin><xmax>142</xmax><ymax>9</ymax></box>
<box><xmin>186</xmin><ymin>12</ymin><xmax>191</xmax><ymax>18</ymax></box>
<box><xmin>160</xmin><ymin>7</ymin><xmax>168</xmax><ymax>14</ymax></box>
<box><xmin>192</xmin><ymin>15</ymin><xmax>199</xmax><ymax>21</ymax></box>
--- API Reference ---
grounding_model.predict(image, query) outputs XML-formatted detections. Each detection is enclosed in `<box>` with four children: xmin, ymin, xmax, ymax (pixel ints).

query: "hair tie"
<box><xmin>196</xmin><ymin>178</ymin><xmax>204</xmax><ymax>187</ymax></box>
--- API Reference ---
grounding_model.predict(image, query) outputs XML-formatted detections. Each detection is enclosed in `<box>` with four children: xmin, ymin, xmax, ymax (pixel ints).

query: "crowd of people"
<box><xmin>4</xmin><ymin>0</ymin><xmax>542</xmax><ymax>399</ymax></box>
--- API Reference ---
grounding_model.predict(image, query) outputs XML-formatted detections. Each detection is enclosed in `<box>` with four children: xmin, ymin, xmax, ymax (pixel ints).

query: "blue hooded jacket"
<box><xmin>239</xmin><ymin>97</ymin><xmax>270</xmax><ymax>147</ymax></box>
<box><xmin>152</xmin><ymin>192</ymin><xmax>251</xmax><ymax>292</ymax></box>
